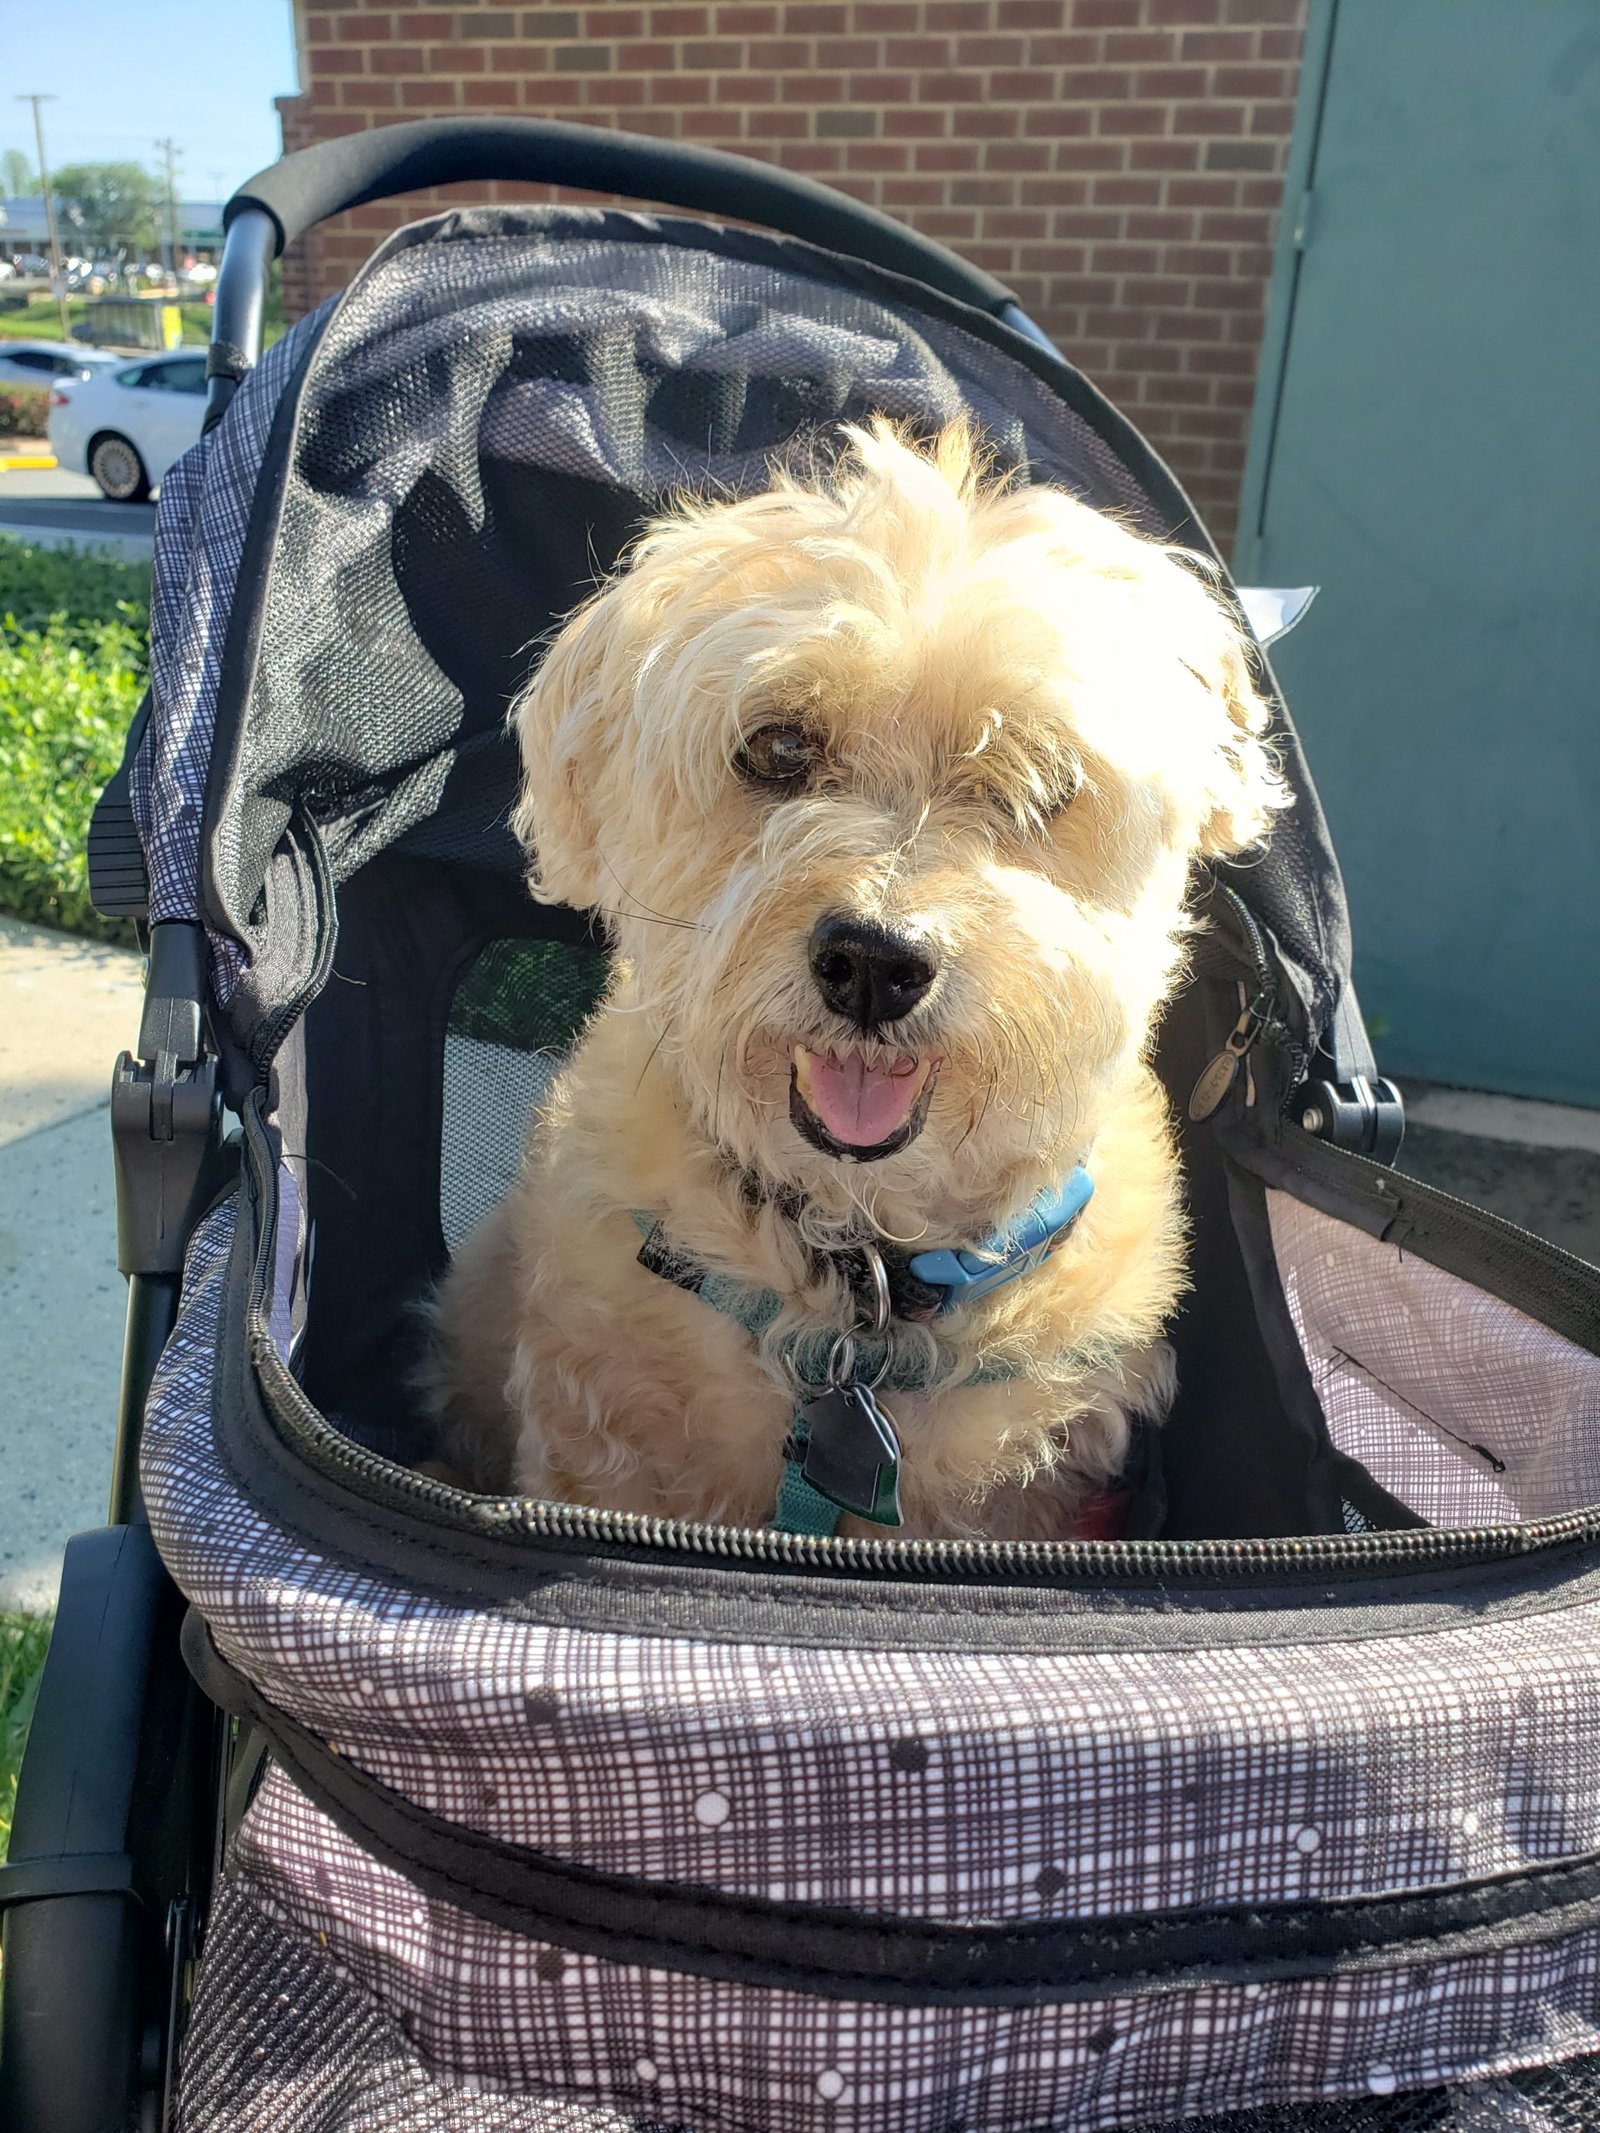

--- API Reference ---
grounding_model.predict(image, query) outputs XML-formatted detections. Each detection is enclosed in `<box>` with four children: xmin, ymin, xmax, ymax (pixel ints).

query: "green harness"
<box><xmin>631</xmin><ymin>1202</ymin><xmax>1077</xmax><ymax>1537</ymax></box>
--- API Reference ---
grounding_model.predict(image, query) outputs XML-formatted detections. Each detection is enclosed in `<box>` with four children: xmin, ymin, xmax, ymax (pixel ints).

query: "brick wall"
<box><xmin>277</xmin><ymin>0</ymin><xmax>1306</xmax><ymax>551</ymax></box>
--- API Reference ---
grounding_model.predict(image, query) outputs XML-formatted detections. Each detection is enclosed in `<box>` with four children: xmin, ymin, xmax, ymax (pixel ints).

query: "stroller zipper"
<box><xmin>238</xmin><ymin>1109</ymin><xmax>1599</xmax><ymax>1584</ymax></box>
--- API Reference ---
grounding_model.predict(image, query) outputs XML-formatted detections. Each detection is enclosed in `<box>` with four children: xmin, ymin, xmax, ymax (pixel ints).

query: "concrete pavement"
<box><xmin>0</xmin><ymin>464</ymin><xmax>155</xmax><ymax>561</ymax></box>
<box><xmin>0</xmin><ymin>917</ymin><xmax>144</xmax><ymax>1610</ymax></box>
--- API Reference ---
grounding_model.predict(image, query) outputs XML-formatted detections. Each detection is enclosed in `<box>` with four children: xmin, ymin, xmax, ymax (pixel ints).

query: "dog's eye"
<box><xmin>736</xmin><ymin>724</ymin><xmax>819</xmax><ymax>788</ymax></box>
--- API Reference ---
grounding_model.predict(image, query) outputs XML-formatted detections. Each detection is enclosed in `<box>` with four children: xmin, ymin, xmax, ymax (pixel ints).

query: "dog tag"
<box><xmin>794</xmin><ymin>1384</ymin><xmax>903</xmax><ymax>1527</ymax></box>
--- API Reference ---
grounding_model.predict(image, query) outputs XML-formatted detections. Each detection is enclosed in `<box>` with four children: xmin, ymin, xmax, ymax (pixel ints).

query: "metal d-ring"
<box><xmin>824</xmin><ymin>1244</ymin><xmax>893</xmax><ymax>1392</ymax></box>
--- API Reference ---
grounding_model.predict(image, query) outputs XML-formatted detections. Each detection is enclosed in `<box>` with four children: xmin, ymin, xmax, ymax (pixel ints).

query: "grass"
<box><xmin>0</xmin><ymin>290</ymin><xmax>286</xmax><ymax>352</ymax></box>
<box><xmin>0</xmin><ymin>295</ymin><xmax>212</xmax><ymax>348</ymax></box>
<box><xmin>0</xmin><ymin>536</ymin><xmax>149</xmax><ymax>943</ymax></box>
<box><xmin>1</xmin><ymin>1613</ymin><xmax>53</xmax><ymax>1862</ymax></box>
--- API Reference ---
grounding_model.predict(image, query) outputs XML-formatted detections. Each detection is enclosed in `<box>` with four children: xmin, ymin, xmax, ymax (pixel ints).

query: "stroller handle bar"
<box><xmin>207</xmin><ymin>121</ymin><xmax>1056</xmax><ymax>426</ymax></box>
<box><xmin>223</xmin><ymin>116</ymin><xmax>1021</xmax><ymax>314</ymax></box>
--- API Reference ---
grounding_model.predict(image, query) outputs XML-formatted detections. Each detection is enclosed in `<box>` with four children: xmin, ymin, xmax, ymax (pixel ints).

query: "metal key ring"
<box><xmin>825</xmin><ymin>1329</ymin><xmax>891</xmax><ymax>1393</ymax></box>
<box><xmin>857</xmin><ymin>1242</ymin><xmax>891</xmax><ymax>1339</ymax></box>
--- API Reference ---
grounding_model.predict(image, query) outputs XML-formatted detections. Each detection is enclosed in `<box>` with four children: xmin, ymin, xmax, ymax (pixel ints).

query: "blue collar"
<box><xmin>905</xmin><ymin>1167</ymin><xmax>1095</xmax><ymax>1313</ymax></box>
<box><xmin>633</xmin><ymin>1167</ymin><xmax>1094</xmax><ymax>1536</ymax></box>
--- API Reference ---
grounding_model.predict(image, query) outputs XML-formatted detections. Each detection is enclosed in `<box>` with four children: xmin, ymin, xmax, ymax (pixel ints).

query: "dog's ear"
<box><xmin>1188</xmin><ymin>599</ymin><xmax>1291</xmax><ymax>862</ymax></box>
<box><xmin>509</xmin><ymin>595</ymin><xmax>617</xmax><ymax>908</ymax></box>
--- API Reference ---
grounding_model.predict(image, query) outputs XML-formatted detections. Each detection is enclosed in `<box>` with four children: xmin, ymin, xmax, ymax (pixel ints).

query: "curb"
<box><xmin>0</xmin><ymin>452</ymin><xmax>57</xmax><ymax>471</ymax></box>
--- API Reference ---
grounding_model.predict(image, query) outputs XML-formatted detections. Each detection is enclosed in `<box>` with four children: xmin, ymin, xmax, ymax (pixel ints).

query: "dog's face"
<box><xmin>513</xmin><ymin>424</ymin><xmax>1284</xmax><ymax>1231</ymax></box>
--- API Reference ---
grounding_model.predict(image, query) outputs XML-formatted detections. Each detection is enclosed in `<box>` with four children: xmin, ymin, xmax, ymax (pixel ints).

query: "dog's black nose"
<box><xmin>809</xmin><ymin>914</ymin><xmax>938</xmax><ymax>1027</ymax></box>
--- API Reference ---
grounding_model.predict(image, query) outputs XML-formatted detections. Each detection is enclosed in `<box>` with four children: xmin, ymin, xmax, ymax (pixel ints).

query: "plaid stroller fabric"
<box><xmin>120</xmin><ymin>202</ymin><xmax>1600</xmax><ymax>2131</ymax></box>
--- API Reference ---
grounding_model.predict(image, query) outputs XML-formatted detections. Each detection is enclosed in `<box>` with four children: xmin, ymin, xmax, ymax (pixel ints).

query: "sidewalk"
<box><xmin>0</xmin><ymin>910</ymin><xmax>1595</xmax><ymax>1615</ymax></box>
<box><xmin>0</xmin><ymin>916</ymin><xmax>144</xmax><ymax>1610</ymax></box>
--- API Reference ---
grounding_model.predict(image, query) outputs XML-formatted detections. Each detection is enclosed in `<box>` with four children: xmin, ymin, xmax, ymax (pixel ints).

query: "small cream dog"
<box><xmin>428</xmin><ymin>423</ymin><xmax>1284</xmax><ymax>1540</ymax></box>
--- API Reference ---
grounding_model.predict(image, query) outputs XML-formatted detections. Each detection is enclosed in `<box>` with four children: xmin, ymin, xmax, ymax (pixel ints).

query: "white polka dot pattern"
<box><xmin>146</xmin><ymin>1200</ymin><xmax>1600</xmax><ymax>2130</ymax></box>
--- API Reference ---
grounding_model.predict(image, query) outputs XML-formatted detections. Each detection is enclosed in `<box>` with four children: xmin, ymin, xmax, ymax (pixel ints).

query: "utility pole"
<box><xmin>15</xmin><ymin>93</ymin><xmax>71</xmax><ymax>342</ymax></box>
<box><xmin>154</xmin><ymin>136</ymin><xmax>182</xmax><ymax>283</ymax></box>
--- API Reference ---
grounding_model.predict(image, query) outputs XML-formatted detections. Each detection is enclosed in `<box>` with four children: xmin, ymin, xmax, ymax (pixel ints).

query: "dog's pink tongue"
<box><xmin>803</xmin><ymin>1051</ymin><xmax>924</xmax><ymax>1147</ymax></box>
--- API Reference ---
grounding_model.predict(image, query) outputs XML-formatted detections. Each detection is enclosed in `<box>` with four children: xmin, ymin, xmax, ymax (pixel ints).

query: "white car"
<box><xmin>0</xmin><ymin>339</ymin><xmax>122</xmax><ymax>393</ymax></box>
<box><xmin>48</xmin><ymin>350</ymin><xmax>208</xmax><ymax>502</ymax></box>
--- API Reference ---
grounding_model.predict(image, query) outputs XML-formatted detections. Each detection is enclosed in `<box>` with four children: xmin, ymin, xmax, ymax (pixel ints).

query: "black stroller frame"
<box><xmin>3</xmin><ymin>126</ymin><xmax>1123</xmax><ymax>2131</ymax></box>
<box><xmin>4</xmin><ymin>119</ymin><xmax>1595</xmax><ymax>2133</ymax></box>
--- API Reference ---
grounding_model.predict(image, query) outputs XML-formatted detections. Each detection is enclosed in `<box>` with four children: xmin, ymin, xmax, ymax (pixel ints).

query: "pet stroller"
<box><xmin>4</xmin><ymin>116</ymin><xmax>1600</xmax><ymax>2133</ymax></box>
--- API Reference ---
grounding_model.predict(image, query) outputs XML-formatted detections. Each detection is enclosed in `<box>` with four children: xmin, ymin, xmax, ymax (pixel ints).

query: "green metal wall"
<box><xmin>1237</xmin><ymin>0</ymin><xmax>1600</xmax><ymax>1105</ymax></box>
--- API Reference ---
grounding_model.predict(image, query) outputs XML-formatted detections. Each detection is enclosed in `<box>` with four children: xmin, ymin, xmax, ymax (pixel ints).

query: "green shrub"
<box><xmin>1</xmin><ymin>1612</ymin><xmax>53</xmax><ymax>1863</ymax></box>
<box><xmin>0</xmin><ymin>536</ymin><xmax>149</xmax><ymax>942</ymax></box>
<box><xmin>0</xmin><ymin>385</ymin><xmax>50</xmax><ymax>439</ymax></box>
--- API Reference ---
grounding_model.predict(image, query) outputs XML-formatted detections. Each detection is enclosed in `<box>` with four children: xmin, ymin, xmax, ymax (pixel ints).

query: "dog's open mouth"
<box><xmin>790</xmin><ymin>1045</ymin><xmax>941</xmax><ymax>1163</ymax></box>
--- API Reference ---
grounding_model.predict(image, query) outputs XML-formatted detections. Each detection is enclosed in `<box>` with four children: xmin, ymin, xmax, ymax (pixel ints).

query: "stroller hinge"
<box><xmin>111</xmin><ymin>923</ymin><xmax>227</xmax><ymax>1279</ymax></box>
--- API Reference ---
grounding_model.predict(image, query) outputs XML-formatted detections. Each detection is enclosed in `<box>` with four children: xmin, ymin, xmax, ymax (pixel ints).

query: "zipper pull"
<box><xmin>1188</xmin><ymin>988</ymin><xmax>1275</xmax><ymax>1122</ymax></box>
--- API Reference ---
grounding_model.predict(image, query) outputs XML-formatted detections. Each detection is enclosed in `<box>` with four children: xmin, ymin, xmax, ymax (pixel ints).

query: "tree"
<box><xmin>2</xmin><ymin>148</ymin><xmax>39</xmax><ymax>196</ymax></box>
<box><xmin>49</xmin><ymin>161</ymin><xmax>161</xmax><ymax>256</ymax></box>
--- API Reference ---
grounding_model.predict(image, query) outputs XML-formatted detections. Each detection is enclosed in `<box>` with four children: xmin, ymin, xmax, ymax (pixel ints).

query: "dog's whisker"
<box><xmin>598</xmin><ymin>855</ymin><xmax>704</xmax><ymax>932</ymax></box>
<box><xmin>634</xmin><ymin>1024</ymin><xmax>672</xmax><ymax>1098</ymax></box>
<box><xmin>600</xmin><ymin>906</ymin><xmax>700</xmax><ymax>934</ymax></box>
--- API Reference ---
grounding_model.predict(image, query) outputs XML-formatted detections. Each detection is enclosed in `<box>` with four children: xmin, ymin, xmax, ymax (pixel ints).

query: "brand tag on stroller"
<box><xmin>794</xmin><ymin>1384</ymin><xmax>903</xmax><ymax>1527</ymax></box>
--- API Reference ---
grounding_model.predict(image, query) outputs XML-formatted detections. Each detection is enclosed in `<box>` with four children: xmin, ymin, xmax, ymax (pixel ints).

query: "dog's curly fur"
<box><xmin>427</xmin><ymin>422</ymin><xmax>1285</xmax><ymax>1539</ymax></box>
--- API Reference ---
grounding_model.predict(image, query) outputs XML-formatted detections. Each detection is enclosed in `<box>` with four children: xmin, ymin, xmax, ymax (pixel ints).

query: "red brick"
<box><xmin>995</xmin><ymin>0</ymin><xmax>1067</xmax><ymax>24</ymax></box>
<box><xmin>981</xmin><ymin>140</ymin><xmax>1051</xmax><ymax>171</ymax></box>
<box><xmin>816</xmin><ymin>34</ymin><xmax>883</xmax><ymax>62</ymax></box>
<box><xmin>879</xmin><ymin>175</ymin><xmax>947</xmax><ymax>205</ymax></box>
<box><xmin>339</xmin><ymin>78</ymin><xmax>400</xmax><ymax>104</ymax></box>
<box><xmin>881</xmin><ymin>108</ymin><xmax>948</xmax><ymax>137</ymax></box>
<box><xmin>1203</xmin><ymin>138</ymin><xmax>1278</xmax><ymax>171</ymax></box>
<box><xmin>1022</xmin><ymin>31</ymin><xmax>1099</xmax><ymax>61</ymax></box>
<box><xmin>1072</xmin><ymin>0</ymin><xmax>1141</xmax><ymax>22</ymax></box>
<box><xmin>952</xmin><ymin>32</ymin><xmax>1027</xmax><ymax>61</ymax></box>
<box><xmin>1212</xmin><ymin>62</ymin><xmax>1293</xmax><ymax>95</ymax></box>
<box><xmin>914</xmin><ymin>70</ymin><xmax>988</xmax><ymax>99</ymax></box>
<box><xmin>1059</xmin><ymin>66</ymin><xmax>1132</xmax><ymax>98</ymax></box>
<box><xmin>1133</xmin><ymin>65</ymin><xmax>1209</xmax><ymax>96</ymax></box>
<box><xmin>920</xmin><ymin>0</ymin><xmax>1000</xmax><ymax>26</ymax></box>
<box><xmin>884</xmin><ymin>35</ymin><xmax>950</xmax><ymax>64</ymax></box>
<box><xmin>816</xmin><ymin>105</ymin><xmax>878</xmax><ymax>134</ymax></box>
<box><xmin>1186</xmin><ymin>345</ymin><xmax>1262</xmax><ymax>375</ymax></box>
<box><xmin>843</xmin><ymin>140</ymin><xmax>909</xmax><ymax>167</ymax></box>
<box><xmin>1096</xmin><ymin>105</ymin><xmax>1169</xmax><ymax>136</ymax></box>
<box><xmin>714</xmin><ymin>4</ymin><xmax>777</xmax><ymax>25</ymax></box>
<box><xmin>912</xmin><ymin>141</ymin><xmax>984</xmax><ymax>171</ymax></box>
<box><xmin>1021</xmin><ymin>106</ymin><xmax>1095</xmax><ymax>138</ymax></box>
<box><xmin>1178</xmin><ymin>27</ymin><xmax>1255</xmax><ymax>57</ymax></box>
<box><xmin>718</xmin><ymin>69</ymin><xmax>778</xmax><ymax>97</ymax></box>
<box><xmin>990</xmin><ymin>67</ymin><xmax>1060</xmax><ymax>98</ymax></box>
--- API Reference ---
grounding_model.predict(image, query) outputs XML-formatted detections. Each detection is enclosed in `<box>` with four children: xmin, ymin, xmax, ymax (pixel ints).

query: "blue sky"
<box><xmin>5</xmin><ymin>0</ymin><xmax>299</xmax><ymax>201</ymax></box>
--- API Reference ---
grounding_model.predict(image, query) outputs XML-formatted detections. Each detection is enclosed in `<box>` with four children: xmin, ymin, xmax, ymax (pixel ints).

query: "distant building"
<box><xmin>0</xmin><ymin>198</ymin><xmax>225</xmax><ymax>258</ymax></box>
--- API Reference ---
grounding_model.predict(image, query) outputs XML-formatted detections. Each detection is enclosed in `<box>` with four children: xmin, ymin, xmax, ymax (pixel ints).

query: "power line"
<box><xmin>14</xmin><ymin>93</ymin><xmax>71</xmax><ymax>342</ymax></box>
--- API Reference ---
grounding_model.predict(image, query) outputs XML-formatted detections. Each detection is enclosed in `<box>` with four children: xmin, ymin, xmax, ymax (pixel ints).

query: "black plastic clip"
<box><xmin>1293</xmin><ymin>1075</ymin><xmax>1405</xmax><ymax>1166</ymax></box>
<box><xmin>111</xmin><ymin>922</ymin><xmax>226</xmax><ymax>1279</ymax></box>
